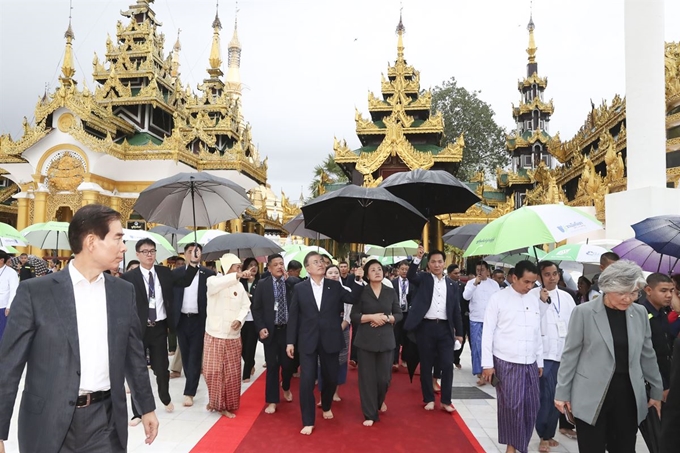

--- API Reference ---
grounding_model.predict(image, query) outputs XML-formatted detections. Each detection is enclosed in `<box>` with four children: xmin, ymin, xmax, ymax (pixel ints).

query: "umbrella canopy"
<box><xmin>132</xmin><ymin>172</ymin><xmax>251</xmax><ymax>235</ymax></box>
<box><xmin>9</xmin><ymin>255</ymin><xmax>49</xmax><ymax>276</ymax></box>
<box><xmin>365</xmin><ymin>240</ymin><xmax>419</xmax><ymax>257</ymax></box>
<box><xmin>631</xmin><ymin>215</ymin><xmax>680</xmax><ymax>259</ymax></box>
<box><xmin>612</xmin><ymin>238</ymin><xmax>680</xmax><ymax>274</ymax></box>
<box><xmin>366</xmin><ymin>254</ymin><xmax>407</xmax><ymax>266</ymax></box>
<box><xmin>149</xmin><ymin>225</ymin><xmax>191</xmax><ymax>251</ymax></box>
<box><xmin>484</xmin><ymin>247</ymin><xmax>546</xmax><ymax>266</ymax></box>
<box><xmin>0</xmin><ymin>245</ymin><xmax>18</xmax><ymax>254</ymax></box>
<box><xmin>283</xmin><ymin>247</ymin><xmax>335</xmax><ymax>278</ymax></box>
<box><xmin>0</xmin><ymin>222</ymin><xmax>27</xmax><ymax>247</ymax></box>
<box><xmin>302</xmin><ymin>185</ymin><xmax>427</xmax><ymax>246</ymax></box>
<box><xmin>21</xmin><ymin>221</ymin><xmax>71</xmax><ymax>250</ymax></box>
<box><xmin>202</xmin><ymin>233</ymin><xmax>284</xmax><ymax>261</ymax></box>
<box><xmin>282</xmin><ymin>213</ymin><xmax>330</xmax><ymax>239</ymax></box>
<box><xmin>379</xmin><ymin>169</ymin><xmax>480</xmax><ymax>217</ymax></box>
<box><xmin>121</xmin><ymin>230</ymin><xmax>177</xmax><ymax>264</ymax></box>
<box><xmin>541</xmin><ymin>244</ymin><xmax>609</xmax><ymax>264</ymax></box>
<box><xmin>177</xmin><ymin>229</ymin><xmax>228</xmax><ymax>247</ymax></box>
<box><xmin>442</xmin><ymin>223</ymin><xmax>486</xmax><ymax>250</ymax></box>
<box><xmin>463</xmin><ymin>205</ymin><xmax>603</xmax><ymax>257</ymax></box>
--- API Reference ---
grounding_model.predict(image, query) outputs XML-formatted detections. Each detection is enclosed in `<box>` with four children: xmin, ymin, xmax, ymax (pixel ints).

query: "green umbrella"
<box><xmin>0</xmin><ymin>222</ymin><xmax>27</xmax><ymax>248</ymax></box>
<box><xmin>484</xmin><ymin>247</ymin><xmax>546</xmax><ymax>266</ymax></box>
<box><xmin>0</xmin><ymin>245</ymin><xmax>18</xmax><ymax>254</ymax></box>
<box><xmin>177</xmin><ymin>229</ymin><xmax>228</xmax><ymax>246</ymax></box>
<box><xmin>541</xmin><ymin>244</ymin><xmax>610</xmax><ymax>264</ymax></box>
<box><xmin>21</xmin><ymin>221</ymin><xmax>71</xmax><ymax>250</ymax></box>
<box><xmin>365</xmin><ymin>240</ymin><xmax>419</xmax><ymax>258</ymax></box>
<box><xmin>283</xmin><ymin>248</ymin><xmax>334</xmax><ymax>278</ymax></box>
<box><xmin>463</xmin><ymin>205</ymin><xmax>602</xmax><ymax>257</ymax></box>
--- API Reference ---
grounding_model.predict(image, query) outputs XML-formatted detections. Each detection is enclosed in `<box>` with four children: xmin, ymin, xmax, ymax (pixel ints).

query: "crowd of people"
<box><xmin>1</xmin><ymin>204</ymin><xmax>680</xmax><ymax>452</ymax></box>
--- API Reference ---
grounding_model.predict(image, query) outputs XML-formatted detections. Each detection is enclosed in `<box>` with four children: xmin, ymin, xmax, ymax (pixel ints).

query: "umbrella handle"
<box><xmin>190</xmin><ymin>179</ymin><xmax>199</xmax><ymax>259</ymax></box>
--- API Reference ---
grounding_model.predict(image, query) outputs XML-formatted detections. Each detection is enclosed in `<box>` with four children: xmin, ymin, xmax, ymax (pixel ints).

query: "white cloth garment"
<box><xmin>530</xmin><ymin>287</ymin><xmax>576</xmax><ymax>362</ymax></box>
<box><xmin>424</xmin><ymin>274</ymin><xmax>448</xmax><ymax>320</ymax></box>
<box><xmin>463</xmin><ymin>278</ymin><xmax>501</xmax><ymax>322</ymax></box>
<box><xmin>182</xmin><ymin>265</ymin><xmax>200</xmax><ymax>314</ymax></box>
<box><xmin>0</xmin><ymin>264</ymin><xmax>19</xmax><ymax>309</ymax></box>
<box><xmin>205</xmin><ymin>272</ymin><xmax>251</xmax><ymax>339</ymax></box>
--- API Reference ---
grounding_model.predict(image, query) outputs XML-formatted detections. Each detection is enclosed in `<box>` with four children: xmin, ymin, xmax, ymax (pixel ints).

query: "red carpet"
<box><xmin>192</xmin><ymin>366</ymin><xmax>485</xmax><ymax>453</ymax></box>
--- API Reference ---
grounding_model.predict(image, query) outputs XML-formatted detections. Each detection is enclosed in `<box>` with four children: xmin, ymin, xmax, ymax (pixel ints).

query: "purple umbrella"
<box><xmin>612</xmin><ymin>238</ymin><xmax>680</xmax><ymax>274</ymax></box>
<box><xmin>631</xmin><ymin>215</ymin><xmax>680</xmax><ymax>259</ymax></box>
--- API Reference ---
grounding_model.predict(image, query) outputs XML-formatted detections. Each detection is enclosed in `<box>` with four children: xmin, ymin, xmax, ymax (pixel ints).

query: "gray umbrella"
<box><xmin>283</xmin><ymin>213</ymin><xmax>330</xmax><ymax>239</ymax></box>
<box><xmin>149</xmin><ymin>225</ymin><xmax>191</xmax><ymax>251</ymax></box>
<box><xmin>133</xmin><ymin>172</ymin><xmax>251</xmax><ymax>244</ymax></box>
<box><xmin>202</xmin><ymin>233</ymin><xmax>284</xmax><ymax>261</ymax></box>
<box><xmin>442</xmin><ymin>223</ymin><xmax>486</xmax><ymax>250</ymax></box>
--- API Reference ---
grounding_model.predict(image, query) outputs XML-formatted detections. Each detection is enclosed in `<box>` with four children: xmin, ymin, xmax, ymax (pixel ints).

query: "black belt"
<box><xmin>274</xmin><ymin>324</ymin><xmax>287</xmax><ymax>329</ymax></box>
<box><xmin>181</xmin><ymin>313</ymin><xmax>199</xmax><ymax>317</ymax></box>
<box><xmin>76</xmin><ymin>390</ymin><xmax>111</xmax><ymax>408</ymax></box>
<box><xmin>423</xmin><ymin>318</ymin><xmax>447</xmax><ymax>323</ymax></box>
<box><xmin>147</xmin><ymin>319</ymin><xmax>167</xmax><ymax>327</ymax></box>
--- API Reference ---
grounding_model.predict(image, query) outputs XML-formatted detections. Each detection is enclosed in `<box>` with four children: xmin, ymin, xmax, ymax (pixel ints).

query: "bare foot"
<box><xmin>433</xmin><ymin>379</ymin><xmax>441</xmax><ymax>393</ymax></box>
<box><xmin>262</xmin><ymin>363</ymin><xmax>267</xmax><ymax>368</ymax></box>
<box><xmin>455</xmin><ymin>363</ymin><xmax>462</xmax><ymax>369</ymax></box>
<box><xmin>183</xmin><ymin>395</ymin><xmax>194</xmax><ymax>407</ymax></box>
<box><xmin>129</xmin><ymin>418</ymin><xmax>141</xmax><ymax>427</ymax></box>
<box><xmin>441</xmin><ymin>403</ymin><xmax>456</xmax><ymax>413</ymax></box>
<box><xmin>251</xmin><ymin>366</ymin><xmax>255</xmax><ymax>376</ymax></box>
<box><xmin>392</xmin><ymin>364</ymin><xmax>399</xmax><ymax>371</ymax></box>
<box><xmin>317</xmin><ymin>401</ymin><xmax>322</xmax><ymax>407</ymax></box>
<box><xmin>293</xmin><ymin>372</ymin><xmax>301</xmax><ymax>378</ymax></box>
<box><xmin>322</xmin><ymin>410</ymin><xmax>334</xmax><ymax>419</ymax></box>
<box><xmin>559</xmin><ymin>429</ymin><xmax>577</xmax><ymax>440</ymax></box>
<box><xmin>168</xmin><ymin>351</ymin><xmax>175</xmax><ymax>356</ymax></box>
<box><xmin>363</xmin><ymin>420</ymin><xmax>374</xmax><ymax>426</ymax></box>
<box><xmin>170</xmin><ymin>371</ymin><xmax>181</xmax><ymax>379</ymax></box>
<box><xmin>333</xmin><ymin>393</ymin><xmax>341</xmax><ymax>402</ymax></box>
<box><xmin>243</xmin><ymin>378</ymin><xmax>251</xmax><ymax>383</ymax></box>
<box><xmin>538</xmin><ymin>440</ymin><xmax>550</xmax><ymax>452</ymax></box>
<box><xmin>400</xmin><ymin>362</ymin><xmax>407</xmax><ymax>368</ymax></box>
<box><xmin>548</xmin><ymin>439</ymin><xmax>559</xmax><ymax>447</ymax></box>
<box><xmin>424</xmin><ymin>402</ymin><xmax>435</xmax><ymax>411</ymax></box>
<box><xmin>380</xmin><ymin>402</ymin><xmax>387</xmax><ymax>412</ymax></box>
<box><xmin>300</xmin><ymin>426</ymin><xmax>314</xmax><ymax>435</ymax></box>
<box><xmin>206</xmin><ymin>404</ymin><xmax>215</xmax><ymax>412</ymax></box>
<box><xmin>476</xmin><ymin>378</ymin><xmax>487</xmax><ymax>386</ymax></box>
<box><xmin>221</xmin><ymin>410</ymin><xmax>236</xmax><ymax>418</ymax></box>
<box><xmin>284</xmin><ymin>390</ymin><xmax>293</xmax><ymax>402</ymax></box>
<box><xmin>265</xmin><ymin>403</ymin><xmax>276</xmax><ymax>414</ymax></box>
<box><xmin>165</xmin><ymin>402</ymin><xmax>174</xmax><ymax>413</ymax></box>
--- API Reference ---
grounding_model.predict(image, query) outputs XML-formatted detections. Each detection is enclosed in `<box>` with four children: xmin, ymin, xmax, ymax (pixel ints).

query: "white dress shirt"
<box><xmin>205</xmin><ymin>273</ymin><xmax>251</xmax><ymax>339</ymax></box>
<box><xmin>141</xmin><ymin>266</ymin><xmax>166</xmax><ymax>322</ymax></box>
<box><xmin>530</xmin><ymin>287</ymin><xmax>576</xmax><ymax>362</ymax></box>
<box><xmin>463</xmin><ymin>278</ymin><xmax>501</xmax><ymax>322</ymax></box>
<box><xmin>0</xmin><ymin>264</ymin><xmax>19</xmax><ymax>309</ymax></box>
<box><xmin>244</xmin><ymin>280</ymin><xmax>255</xmax><ymax>322</ymax></box>
<box><xmin>69</xmin><ymin>262</ymin><xmax>110</xmax><ymax>394</ymax></box>
<box><xmin>182</xmin><ymin>265</ymin><xmax>200</xmax><ymax>314</ymax></box>
<box><xmin>424</xmin><ymin>274</ymin><xmax>448</xmax><ymax>320</ymax></box>
<box><xmin>481</xmin><ymin>286</ymin><xmax>544</xmax><ymax>369</ymax></box>
<box><xmin>310</xmin><ymin>278</ymin><xmax>324</xmax><ymax>310</ymax></box>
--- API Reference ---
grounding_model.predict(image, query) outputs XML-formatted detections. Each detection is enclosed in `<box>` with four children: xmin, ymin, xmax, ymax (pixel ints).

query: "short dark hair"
<box><xmin>68</xmin><ymin>204</ymin><xmax>122</xmax><ymax>255</ymax></box>
<box><xmin>339</xmin><ymin>260</ymin><xmax>348</xmax><ymax>265</ymax></box>
<box><xmin>600</xmin><ymin>252</ymin><xmax>620</xmax><ymax>266</ymax></box>
<box><xmin>135</xmin><ymin>237</ymin><xmax>156</xmax><ymax>252</ymax></box>
<box><xmin>507</xmin><ymin>268</ymin><xmax>515</xmax><ymax>277</ymax></box>
<box><xmin>0</xmin><ymin>250</ymin><xmax>8</xmax><ymax>263</ymax></box>
<box><xmin>183</xmin><ymin>242</ymin><xmax>202</xmax><ymax>252</ymax></box>
<box><xmin>476</xmin><ymin>260</ymin><xmax>490</xmax><ymax>270</ymax></box>
<box><xmin>321</xmin><ymin>254</ymin><xmax>332</xmax><ymax>262</ymax></box>
<box><xmin>51</xmin><ymin>258</ymin><xmax>60</xmax><ymax>265</ymax></box>
<box><xmin>492</xmin><ymin>268</ymin><xmax>505</xmax><ymax>276</ymax></box>
<box><xmin>447</xmin><ymin>264</ymin><xmax>459</xmax><ymax>274</ymax></box>
<box><xmin>427</xmin><ymin>250</ymin><xmax>445</xmax><ymax>262</ymax></box>
<box><xmin>126</xmin><ymin>260</ymin><xmax>140</xmax><ymax>271</ymax></box>
<box><xmin>325</xmin><ymin>264</ymin><xmax>339</xmax><ymax>275</ymax></box>
<box><xmin>672</xmin><ymin>274</ymin><xmax>680</xmax><ymax>290</ymax></box>
<box><xmin>19</xmin><ymin>253</ymin><xmax>28</xmax><ymax>258</ymax></box>
<box><xmin>578</xmin><ymin>276</ymin><xmax>592</xmax><ymax>286</ymax></box>
<box><xmin>514</xmin><ymin>260</ymin><xmax>539</xmax><ymax>279</ymax></box>
<box><xmin>175</xmin><ymin>256</ymin><xmax>186</xmax><ymax>263</ymax></box>
<box><xmin>267</xmin><ymin>253</ymin><xmax>283</xmax><ymax>264</ymax></box>
<box><xmin>363</xmin><ymin>258</ymin><xmax>384</xmax><ymax>279</ymax></box>
<box><xmin>243</xmin><ymin>257</ymin><xmax>259</xmax><ymax>272</ymax></box>
<box><xmin>647</xmin><ymin>272</ymin><xmax>672</xmax><ymax>288</ymax></box>
<box><xmin>304</xmin><ymin>251</ymin><xmax>321</xmax><ymax>267</ymax></box>
<box><xmin>287</xmin><ymin>260</ymin><xmax>302</xmax><ymax>271</ymax></box>
<box><xmin>397</xmin><ymin>260</ymin><xmax>410</xmax><ymax>269</ymax></box>
<box><xmin>539</xmin><ymin>260</ymin><xmax>558</xmax><ymax>273</ymax></box>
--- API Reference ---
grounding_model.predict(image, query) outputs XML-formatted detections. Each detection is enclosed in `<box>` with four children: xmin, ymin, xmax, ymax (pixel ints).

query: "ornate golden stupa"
<box><xmin>0</xmin><ymin>0</ymin><xmax>274</xmax><ymax>243</ymax></box>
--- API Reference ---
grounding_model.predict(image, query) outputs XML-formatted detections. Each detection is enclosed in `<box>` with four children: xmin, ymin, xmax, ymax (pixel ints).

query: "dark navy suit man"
<box><xmin>404</xmin><ymin>245</ymin><xmax>463</xmax><ymax>412</ymax></box>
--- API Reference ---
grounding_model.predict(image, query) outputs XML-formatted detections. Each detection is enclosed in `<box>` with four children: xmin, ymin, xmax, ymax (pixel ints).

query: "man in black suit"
<box><xmin>404</xmin><ymin>245</ymin><xmax>463</xmax><ymax>412</ymax></box>
<box><xmin>171</xmin><ymin>242</ymin><xmax>215</xmax><ymax>407</ymax></box>
<box><xmin>121</xmin><ymin>238</ymin><xmax>176</xmax><ymax>424</ymax></box>
<box><xmin>661</xmin><ymin>336</ymin><xmax>680</xmax><ymax>453</ymax></box>
<box><xmin>392</xmin><ymin>260</ymin><xmax>415</xmax><ymax>368</ymax></box>
<box><xmin>286</xmin><ymin>251</ymin><xmax>363</xmax><ymax>435</ymax></box>
<box><xmin>0</xmin><ymin>204</ymin><xmax>158</xmax><ymax>452</ymax></box>
<box><xmin>251</xmin><ymin>253</ymin><xmax>301</xmax><ymax>415</ymax></box>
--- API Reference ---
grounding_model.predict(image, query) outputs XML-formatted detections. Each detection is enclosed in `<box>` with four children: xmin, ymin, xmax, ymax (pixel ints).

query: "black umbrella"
<box><xmin>9</xmin><ymin>255</ymin><xmax>49</xmax><ymax>276</ymax></box>
<box><xmin>632</xmin><ymin>215</ymin><xmax>680</xmax><ymax>259</ymax></box>
<box><xmin>301</xmin><ymin>185</ymin><xmax>427</xmax><ymax>246</ymax></box>
<box><xmin>133</xmin><ymin>172</ymin><xmax>251</xmax><ymax>244</ymax></box>
<box><xmin>640</xmin><ymin>404</ymin><xmax>661</xmax><ymax>453</ymax></box>
<box><xmin>403</xmin><ymin>331</ymin><xmax>420</xmax><ymax>383</ymax></box>
<box><xmin>379</xmin><ymin>169</ymin><xmax>481</xmax><ymax>217</ymax></box>
<box><xmin>202</xmin><ymin>233</ymin><xmax>284</xmax><ymax>261</ymax></box>
<box><xmin>149</xmin><ymin>225</ymin><xmax>191</xmax><ymax>251</ymax></box>
<box><xmin>442</xmin><ymin>223</ymin><xmax>486</xmax><ymax>250</ymax></box>
<box><xmin>283</xmin><ymin>213</ymin><xmax>330</xmax><ymax>239</ymax></box>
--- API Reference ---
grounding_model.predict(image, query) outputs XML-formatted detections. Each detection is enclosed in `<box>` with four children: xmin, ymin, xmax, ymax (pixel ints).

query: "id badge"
<box><xmin>149</xmin><ymin>297</ymin><xmax>156</xmax><ymax>310</ymax></box>
<box><xmin>556</xmin><ymin>320</ymin><xmax>567</xmax><ymax>338</ymax></box>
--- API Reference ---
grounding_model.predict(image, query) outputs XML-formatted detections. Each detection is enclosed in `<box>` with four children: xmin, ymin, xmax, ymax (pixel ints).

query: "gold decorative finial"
<box><xmin>396</xmin><ymin>5</ymin><xmax>405</xmax><ymax>61</ymax></box>
<box><xmin>527</xmin><ymin>8</ymin><xmax>537</xmax><ymax>64</ymax></box>
<box><xmin>171</xmin><ymin>29</ymin><xmax>181</xmax><ymax>78</ymax></box>
<box><xmin>209</xmin><ymin>0</ymin><xmax>222</xmax><ymax>70</ymax></box>
<box><xmin>60</xmin><ymin>0</ymin><xmax>77</xmax><ymax>87</ymax></box>
<box><xmin>229</xmin><ymin>2</ymin><xmax>241</xmax><ymax>50</ymax></box>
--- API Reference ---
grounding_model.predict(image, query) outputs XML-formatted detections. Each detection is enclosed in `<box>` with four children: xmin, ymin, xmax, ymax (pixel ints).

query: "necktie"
<box><xmin>275</xmin><ymin>278</ymin><xmax>287</xmax><ymax>325</ymax></box>
<box><xmin>148</xmin><ymin>271</ymin><xmax>157</xmax><ymax>323</ymax></box>
<box><xmin>400</xmin><ymin>278</ymin><xmax>407</xmax><ymax>310</ymax></box>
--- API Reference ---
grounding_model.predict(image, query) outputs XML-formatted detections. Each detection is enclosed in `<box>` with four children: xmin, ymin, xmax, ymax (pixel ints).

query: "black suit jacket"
<box><xmin>403</xmin><ymin>262</ymin><xmax>463</xmax><ymax>339</ymax></box>
<box><xmin>0</xmin><ymin>268</ymin><xmax>154</xmax><ymax>451</ymax></box>
<box><xmin>391</xmin><ymin>276</ymin><xmax>417</xmax><ymax>310</ymax></box>
<box><xmin>251</xmin><ymin>275</ymin><xmax>301</xmax><ymax>344</ymax></box>
<box><xmin>121</xmin><ymin>265</ymin><xmax>176</xmax><ymax>337</ymax></box>
<box><xmin>661</xmin><ymin>337</ymin><xmax>680</xmax><ymax>453</ymax></box>
<box><xmin>170</xmin><ymin>265</ymin><xmax>214</xmax><ymax>328</ymax></box>
<box><xmin>287</xmin><ymin>278</ymin><xmax>360</xmax><ymax>354</ymax></box>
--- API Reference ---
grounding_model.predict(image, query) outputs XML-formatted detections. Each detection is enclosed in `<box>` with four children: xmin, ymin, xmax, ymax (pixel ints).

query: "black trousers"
<box><xmin>167</xmin><ymin>330</ymin><xmax>177</xmax><ymax>353</ymax></box>
<box><xmin>574</xmin><ymin>373</ymin><xmax>638</xmax><ymax>453</ymax></box>
<box><xmin>350</xmin><ymin>321</ymin><xmax>359</xmax><ymax>363</ymax></box>
<box><xmin>358</xmin><ymin>348</ymin><xmax>393</xmax><ymax>421</ymax></box>
<box><xmin>241</xmin><ymin>321</ymin><xmax>258</xmax><ymax>380</ymax></box>
<box><xmin>299</xmin><ymin>347</ymin><xmax>339</xmax><ymax>426</ymax></box>
<box><xmin>453</xmin><ymin>314</ymin><xmax>470</xmax><ymax>366</ymax></box>
<box><xmin>60</xmin><ymin>397</ymin><xmax>124</xmax><ymax>453</ymax></box>
<box><xmin>176</xmin><ymin>314</ymin><xmax>205</xmax><ymax>397</ymax></box>
<box><xmin>263</xmin><ymin>325</ymin><xmax>294</xmax><ymax>403</ymax></box>
<box><xmin>416</xmin><ymin>320</ymin><xmax>454</xmax><ymax>405</ymax></box>
<box><xmin>132</xmin><ymin>321</ymin><xmax>170</xmax><ymax>419</ymax></box>
<box><xmin>392</xmin><ymin>311</ymin><xmax>409</xmax><ymax>364</ymax></box>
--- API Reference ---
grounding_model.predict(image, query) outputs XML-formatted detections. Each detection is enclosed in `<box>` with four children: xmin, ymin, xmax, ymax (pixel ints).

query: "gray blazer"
<box><xmin>555</xmin><ymin>297</ymin><xmax>663</xmax><ymax>425</ymax></box>
<box><xmin>350</xmin><ymin>284</ymin><xmax>403</xmax><ymax>352</ymax></box>
<box><xmin>0</xmin><ymin>268</ymin><xmax>155</xmax><ymax>452</ymax></box>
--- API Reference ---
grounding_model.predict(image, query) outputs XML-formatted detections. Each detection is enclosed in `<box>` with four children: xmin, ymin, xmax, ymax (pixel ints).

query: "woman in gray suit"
<box><xmin>554</xmin><ymin>260</ymin><xmax>663</xmax><ymax>453</ymax></box>
<box><xmin>350</xmin><ymin>259</ymin><xmax>402</xmax><ymax>426</ymax></box>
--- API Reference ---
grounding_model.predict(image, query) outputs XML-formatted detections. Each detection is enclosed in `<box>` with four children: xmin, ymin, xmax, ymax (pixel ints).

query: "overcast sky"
<box><xmin>1</xmin><ymin>0</ymin><xmax>679</xmax><ymax>200</ymax></box>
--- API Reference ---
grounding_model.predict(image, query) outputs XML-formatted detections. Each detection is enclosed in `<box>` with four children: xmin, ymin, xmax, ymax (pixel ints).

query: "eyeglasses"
<box><xmin>613</xmin><ymin>290</ymin><xmax>640</xmax><ymax>300</ymax></box>
<box><xmin>307</xmin><ymin>260</ymin><xmax>325</xmax><ymax>267</ymax></box>
<box><xmin>138</xmin><ymin>249</ymin><xmax>157</xmax><ymax>256</ymax></box>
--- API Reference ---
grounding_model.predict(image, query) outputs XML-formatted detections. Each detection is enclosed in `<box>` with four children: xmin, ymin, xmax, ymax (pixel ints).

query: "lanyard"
<box><xmin>553</xmin><ymin>290</ymin><xmax>561</xmax><ymax>316</ymax></box>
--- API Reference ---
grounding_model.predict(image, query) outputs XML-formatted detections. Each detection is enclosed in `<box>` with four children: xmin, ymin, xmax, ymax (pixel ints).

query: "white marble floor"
<box><xmin>3</xmin><ymin>344</ymin><xmax>650</xmax><ymax>453</ymax></box>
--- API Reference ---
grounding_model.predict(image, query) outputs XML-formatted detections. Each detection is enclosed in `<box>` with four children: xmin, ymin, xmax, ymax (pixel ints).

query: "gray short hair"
<box><xmin>597</xmin><ymin>259</ymin><xmax>646</xmax><ymax>294</ymax></box>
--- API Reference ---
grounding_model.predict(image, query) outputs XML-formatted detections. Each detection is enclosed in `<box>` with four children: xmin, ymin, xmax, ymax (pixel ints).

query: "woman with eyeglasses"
<box><xmin>554</xmin><ymin>260</ymin><xmax>663</xmax><ymax>453</ymax></box>
<box><xmin>240</xmin><ymin>257</ymin><xmax>260</xmax><ymax>382</ymax></box>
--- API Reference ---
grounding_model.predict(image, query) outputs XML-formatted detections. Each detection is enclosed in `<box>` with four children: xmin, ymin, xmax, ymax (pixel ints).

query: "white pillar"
<box><xmin>624</xmin><ymin>0</ymin><xmax>666</xmax><ymax>190</ymax></box>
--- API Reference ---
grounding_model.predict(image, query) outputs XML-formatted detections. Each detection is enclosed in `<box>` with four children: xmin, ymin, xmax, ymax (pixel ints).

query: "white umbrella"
<box><xmin>122</xmin><ymin>230</ymin><xmax>177</xmax><ymax>264</ymax></box>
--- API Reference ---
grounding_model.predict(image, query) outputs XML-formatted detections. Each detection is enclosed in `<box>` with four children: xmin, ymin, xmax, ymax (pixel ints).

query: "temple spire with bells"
<box><xmin>526</xmin><ymin>12</ymin><xmax>537</xmax><ymax>73</ymax></box>
<box><xmin>225</xmin><ymin>2</ymin><xmax>242</xmax><ymax>96</ymax></box>
<box><xmin>171</xmin><ymin>29</ymin><xmax>181</xmax><ymax>80</ymax></box>
<box><xmin>59</xmin><ymin>2</ymin><xmax>77</xmax><ymax>88</ymax></box>
<box><xmin>396</xmin><ymin>9</ymin><xmax>405</xmax><ymax>62</ymax></box>
<box><xmin>208</xmin><ymin>2</ymin><xmax>224</xmax><ymax>82</ymax></box>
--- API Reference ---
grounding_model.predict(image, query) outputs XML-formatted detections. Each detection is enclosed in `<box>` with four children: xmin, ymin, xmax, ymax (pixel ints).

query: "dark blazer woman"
<box><xmin>350</xmin><ymin>279</ymin><xmax>403</xmax><ymax>423</ymax></box>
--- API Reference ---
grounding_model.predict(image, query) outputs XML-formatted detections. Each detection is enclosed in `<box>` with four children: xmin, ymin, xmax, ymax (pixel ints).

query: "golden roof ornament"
<box><xmin>209</xmin><ymin>3</ymin><xmax>223</xmax><ymax>71</ymax></box>
<box><xmin>527</xmin><ymin>13</ymin><xmax>537</xmax><ymax>64</ymax></box>
<box><xmin>171</xmin><ymin>29</ymin><xmax>181</xmax><ymax>79</ymax></box>
<box><xmin>60</xmin><ymin>5</ymin><xmax>77</xmax><ymax>88</ymax></box>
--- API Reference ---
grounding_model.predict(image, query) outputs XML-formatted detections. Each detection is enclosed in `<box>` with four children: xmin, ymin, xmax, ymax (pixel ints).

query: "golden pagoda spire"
<box><xmin>60</xmin><ymin>0</ymin><xmax>77</xmax><ymax>88</ymax></box>
<box><xmin>526</xmin><ymin>12</ymin><xmax>537</xmax><ymax>65</ymax></box>
<box><xmin>396</xmin><ymin>6</ymin><xmax>406</xmax><ymax>62</ymax></box>
<box><xmin>226</xmin><ymin>2</ymin><xmax>242</xmax><ymax>95</ymax></box>
<box><xmin>171</xmin><ymin>28</ymin><xmax>181</xmax><ymax>79</ymax></box>
<box><xmin>209</xmin><ymin>0</ymin><xmax>223</xmax><ymax>71</ymax></box>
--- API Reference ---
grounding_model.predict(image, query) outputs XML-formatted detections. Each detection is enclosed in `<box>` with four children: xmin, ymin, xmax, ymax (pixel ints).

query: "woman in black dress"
<box><xmin>240</xmin><ymin>257</ymin><xmax>260</xmax><ymax>382</ymax></box>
